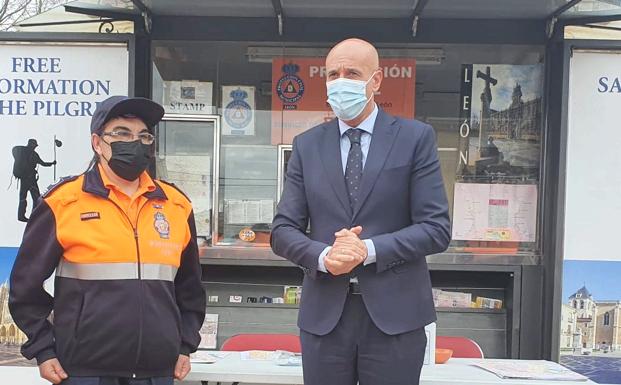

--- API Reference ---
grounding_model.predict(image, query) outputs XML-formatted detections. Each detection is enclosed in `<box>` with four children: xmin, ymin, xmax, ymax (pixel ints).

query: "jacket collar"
<box><xmin>82</xmin><ymin>165</ymin><xmax>168</xmax><ymax>201</ymax></box>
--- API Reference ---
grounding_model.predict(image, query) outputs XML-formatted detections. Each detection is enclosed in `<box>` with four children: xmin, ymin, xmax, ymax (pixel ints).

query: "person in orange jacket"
<box><xmin>9</xmin><ymin>96</ymin><xmax>206</xmax><ymax>385</ymax></box>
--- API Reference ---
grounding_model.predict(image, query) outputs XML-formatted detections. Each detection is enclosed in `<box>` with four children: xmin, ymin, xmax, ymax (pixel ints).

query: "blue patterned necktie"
<box><xmin>344</xmin><ymin>128</ymin><xmax>363</xmax><ymax>210</ymax></box>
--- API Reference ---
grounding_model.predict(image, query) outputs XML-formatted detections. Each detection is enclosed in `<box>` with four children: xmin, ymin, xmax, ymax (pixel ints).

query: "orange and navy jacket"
<box><xmin>9</xmin><ymin>164</ymin><xmax>206</xmax><ymax>378</ymax></box>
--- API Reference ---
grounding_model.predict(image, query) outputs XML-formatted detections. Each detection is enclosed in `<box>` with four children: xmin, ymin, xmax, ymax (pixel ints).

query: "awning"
<box><xmin>15</xmin><ymin>0</ymin><xmax>621</xmax><ymax>38</ymax></box>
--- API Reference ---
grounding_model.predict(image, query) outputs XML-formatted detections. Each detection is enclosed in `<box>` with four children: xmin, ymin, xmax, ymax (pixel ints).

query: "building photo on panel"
<box><xmin>561</xmin><ymin>261</ymin><xmax>621</xmax><ymax>384</ymax></box>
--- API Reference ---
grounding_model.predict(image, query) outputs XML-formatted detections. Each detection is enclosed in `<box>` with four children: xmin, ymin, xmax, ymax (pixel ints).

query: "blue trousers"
<box><xmin>61</xmin><ymin>377</ymin><xmax>173</xmax><ymax>385</ymax></box>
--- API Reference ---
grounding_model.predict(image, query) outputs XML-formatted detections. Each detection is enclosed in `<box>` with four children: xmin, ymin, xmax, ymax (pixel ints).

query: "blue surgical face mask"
<box><xmin>326</xmin><ymin>72</ymin><xmax>377</xmax><ymax>121</ymax></box>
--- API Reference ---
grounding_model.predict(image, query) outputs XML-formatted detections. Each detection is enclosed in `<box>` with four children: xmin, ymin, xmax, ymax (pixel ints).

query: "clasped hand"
<box><xmin>324</xmin><ymin>226</ymin><xmax>367</xmax><ymax>276</ymax></box>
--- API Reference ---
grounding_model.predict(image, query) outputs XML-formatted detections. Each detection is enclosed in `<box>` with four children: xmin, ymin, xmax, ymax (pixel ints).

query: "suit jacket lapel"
<box><xmin>319</xmin><ymin>119</ymin><xmax>352</xmax><ymax>217</ymax></box>
<box><xmin>352</xmin><ymin>109</ymin><xmax>399</xmax><ymax>220</ymax></box>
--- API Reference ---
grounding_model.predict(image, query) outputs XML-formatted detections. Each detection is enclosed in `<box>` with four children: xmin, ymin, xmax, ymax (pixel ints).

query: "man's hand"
<box><xmin>175</xmin><ymin>354</ymin><xmax>191</xmax><ymax>381</ymax></box>
<box><xmin>39</xmin><ymin>358</ymin><xmax>68</xmax><ymax>384</ymax></box>
<box><xmin>324</xmin><ymin>226</ymin><xmax>368</xmax><ymax>276</ymax></box>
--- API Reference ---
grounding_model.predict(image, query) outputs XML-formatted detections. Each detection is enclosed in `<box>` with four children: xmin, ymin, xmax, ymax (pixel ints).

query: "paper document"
<box><xmin>473</xmin><ymin>360</ymin><xmax>588</xmax><ymax>381</ymax></box>
<box><xmin>191</xmin><ymin>351</ymin><xmax>230</xmax><ymax>363</ymax></box>
<box><xmin>198</xmin><ymin>314</ymin><xmax>219</xmax><ymax>349</ymax></box>
<box><xmin>191</xmin><ymin>351</ymin><xmax>220</xmax><ymax>364</ymax></box>
<box><xmin>260</xmin><ymin>199</ymin><xmax>275</xmax><ymax>223</ymax></box>
<box><xmin>274</xmin><ymin>350</ymin><xmax>302</xmax><ymax>366</ymax></box>
<box><xmin>240</xmin><ymin>350</ymin><xmax>275</xmax><ymax>361</ymax></box>
<box><xmin>226</xmin><ymin>199</ymin><xmax>246</xmax><ymax>224</ymax></box>
<box><xmin>245</xmin><ymin>200</ymin><xmax>261</xmax><ymax>223</ymax></box>
<box><xmin>452</xmin><ymin>183</ymin><xmax>537</xmax><ymax>242</ymax></box>
<box><xmin>433</xmin><ymin>288</ymin><xmax>472</xmax><ymax>308</ymax></box>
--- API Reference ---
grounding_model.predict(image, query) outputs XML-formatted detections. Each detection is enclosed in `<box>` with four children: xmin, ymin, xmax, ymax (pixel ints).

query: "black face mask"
<box><xmin>104</xmin><ymin>140</ymin><xmax>152</xmax><ymax>181</ymax></box>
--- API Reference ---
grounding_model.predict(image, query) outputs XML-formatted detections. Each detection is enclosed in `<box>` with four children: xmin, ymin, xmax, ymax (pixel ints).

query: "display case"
<box><xmin>155</xmin><ymin>114</ymin><xmax>220</xmax><ymax>244</ymax></box>
<box><xmin>213</xmin><ymin>144</ymin><xmax>278</xmax><ymax>247</ymax></box>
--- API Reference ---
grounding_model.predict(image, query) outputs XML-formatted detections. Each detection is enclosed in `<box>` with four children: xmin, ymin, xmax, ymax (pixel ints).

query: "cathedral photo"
<box><xmin>460</xmin><ymin>64</ymin><xmax>543</xmax><ymax>181</ymax></box>
<box><xmin>0</xmin><ymin>280</ymin><xmax>30</xmax><ymax>367</ymax></box>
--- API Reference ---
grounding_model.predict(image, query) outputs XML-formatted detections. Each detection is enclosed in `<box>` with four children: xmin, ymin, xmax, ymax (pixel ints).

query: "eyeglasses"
<box><xmin>102</xmin><ymin>131</ymin><xmax>155</xmax><ymax>145</ymax></box>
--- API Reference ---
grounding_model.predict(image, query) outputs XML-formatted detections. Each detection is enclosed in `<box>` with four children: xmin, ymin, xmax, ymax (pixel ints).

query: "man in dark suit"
<box><xmin>271</xmin><ymin>38</ymin><xmax>451</xmax><ymax>385</ymax></box>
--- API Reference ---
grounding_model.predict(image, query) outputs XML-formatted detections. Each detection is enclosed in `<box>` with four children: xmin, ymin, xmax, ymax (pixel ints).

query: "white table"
<box><xmin>186</xmin><ymin>353</ymin><xmax>597</xmax><ymax>385</ymax></box>
<box><xmin>0</xmin><ymin>356</ymin><xmax>598</xmax><ymax>385</ymax></box>
<box><xmin>2</xmin><ymin>366</ymin><xmax>49</xmax><ymax>385</ymax></box>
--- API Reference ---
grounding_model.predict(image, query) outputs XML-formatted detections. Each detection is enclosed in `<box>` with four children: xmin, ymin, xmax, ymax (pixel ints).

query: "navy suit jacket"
<box><xmin>271</xmin><ymin>109</ymin><xmax>451</xmax><ymax>336</ymax></box>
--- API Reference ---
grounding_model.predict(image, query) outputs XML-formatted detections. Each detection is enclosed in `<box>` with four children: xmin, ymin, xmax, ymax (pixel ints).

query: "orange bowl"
<box><xmin>435</xmin><ymin>348</ymin><xmax>453</xmax><ymax>364</ymax></box>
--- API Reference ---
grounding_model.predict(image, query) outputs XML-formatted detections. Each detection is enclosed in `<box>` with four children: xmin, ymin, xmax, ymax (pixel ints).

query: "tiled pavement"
<box><xmin>561</xmin><ymin>355</ymin><xmax>621</xmax><ymax>384</ymax></box>
<box><xmin>0</xmin><ymin>344</ymin><xmax>34</xmax><ymax>367</ymax></box>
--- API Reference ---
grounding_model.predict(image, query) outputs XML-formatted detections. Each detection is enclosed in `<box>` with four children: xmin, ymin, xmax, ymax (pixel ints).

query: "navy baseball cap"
<box><xmin>90</xmin><ymin>96</ymin><xmax>165</xmax><ymax>134</ymax></box>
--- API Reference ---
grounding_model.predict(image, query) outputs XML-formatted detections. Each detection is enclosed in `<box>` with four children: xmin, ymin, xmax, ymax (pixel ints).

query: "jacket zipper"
<box><xmin>105</xmin><ymin>198</ymin><xmax>149</xmax><ymax>376</ymax></box>
<box><xmin>133</xmin><ymin>224</ymin><xmax>144</xmax><ymax>376</ymax></box>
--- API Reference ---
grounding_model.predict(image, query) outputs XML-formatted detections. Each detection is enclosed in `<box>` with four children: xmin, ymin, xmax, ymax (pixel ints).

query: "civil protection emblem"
<box><xmin>276</xmin><ymin>63</ymin><xmax>305</xmax><ymax>108</ymax></box>
<box><xmin>224</xmin><ymin>88</ymin><xmax>253</xmax><ymax>130</ymax></box>
<box><xmin>239</xmin><ymin>227</ymin><xmax>256</xmax><ymax>242</ymax></box>
<box><xmin>153</xmin><ymin>212</ymin><xmax>170</xmax><ymax>239</ymax></box>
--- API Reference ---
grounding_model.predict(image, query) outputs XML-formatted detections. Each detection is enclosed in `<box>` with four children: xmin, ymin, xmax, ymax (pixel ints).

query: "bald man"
<box><xmin>271</xmin><ymin>38</ymin><xmax>450</xmax><ymax>385</ymax></box>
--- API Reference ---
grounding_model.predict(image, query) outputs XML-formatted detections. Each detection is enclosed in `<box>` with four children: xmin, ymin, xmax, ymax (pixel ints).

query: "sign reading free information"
<box><xmin>0</xmin><ymin>42</ymin><xmax>129</xmax><ymax>248</ymax></box>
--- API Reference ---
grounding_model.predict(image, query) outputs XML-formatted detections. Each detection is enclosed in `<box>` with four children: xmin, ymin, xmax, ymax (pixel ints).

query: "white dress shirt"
<box><xmin>318</xmin><ymin>104</ymin><xmax>378</xmax><ymax>273</ymax></box>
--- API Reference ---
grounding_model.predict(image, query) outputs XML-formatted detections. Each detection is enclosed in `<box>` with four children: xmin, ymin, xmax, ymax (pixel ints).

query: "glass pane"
<box><xmin>155</xmin><ymin>119</ymin><xmax>215</xmax><ymax>241</ymax></box>
<box><xmin>563</xmin><ymin>0</ymin><xmax>621</xmax><ymax>17</ymax></box>
<box><xmin>216</xmin><ymin>144</ymin><xmax>278</xmax><ymax>246</ymax></box>
<box><xmin>152</xmin><ymin>40</ymin><xmax>545</xmax><ymax>255</ymax></box>
<box><xmin>431</xmin><ymin>47</ymin><xmax>544</xmax><ymax>254</ymax></box>
<box><xmin>153</xmin><ymin>41</ymin><xmax>281</xmax><ymax>248</ymax></box>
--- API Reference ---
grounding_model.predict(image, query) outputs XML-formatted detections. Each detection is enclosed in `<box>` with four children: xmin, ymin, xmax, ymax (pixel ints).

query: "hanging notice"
<box><xmin>163</xmin><ymin>80</ymin><xmax>213</xmax><ymax>114</ymax></box>
<box><xmin>458</xmin><ymin>64</ymin><xmax>543</xmax><ymax>181</ymax></box>
<box><xmin>0</xmin><ymin>42</ymin><xmax>128</xmax><ymax>247</ymax></box>
<box><xmin>222</xmin><ymin>85</ymin><xmax>255</xmax><ymax>136</ymax></box>
<box><xmin>452</xmin><ymin>183</ymin><xmax>537</xmax><ymax>242</ymax></box>
<box><xmin>271</xmin><ymin>58</ymin><xmax>415</xmax><ymax>144</ymax></box>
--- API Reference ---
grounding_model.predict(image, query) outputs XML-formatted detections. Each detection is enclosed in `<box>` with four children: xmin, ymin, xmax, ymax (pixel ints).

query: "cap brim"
<box><xmin>103</xmin><ymin>97</ymin><xmax>164</xmax><ymax>130</ymax></box>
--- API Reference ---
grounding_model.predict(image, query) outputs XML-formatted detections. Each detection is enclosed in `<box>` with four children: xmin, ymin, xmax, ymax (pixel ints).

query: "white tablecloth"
<box><xmin>185</xmin><ymin>353</ymin><xmax>596</xmax><ymax>385</ymax></box>
<box><xmin>0</xmin><ymin>356</ymin><xmax>597</xmax><ymax>385</ymax></box>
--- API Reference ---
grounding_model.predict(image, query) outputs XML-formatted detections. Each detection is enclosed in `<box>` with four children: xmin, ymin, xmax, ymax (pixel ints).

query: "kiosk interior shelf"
<box><xmin>199</xmin><ymin>264</ymin><xmax>534</xmax><ymax>359</ymax></box>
